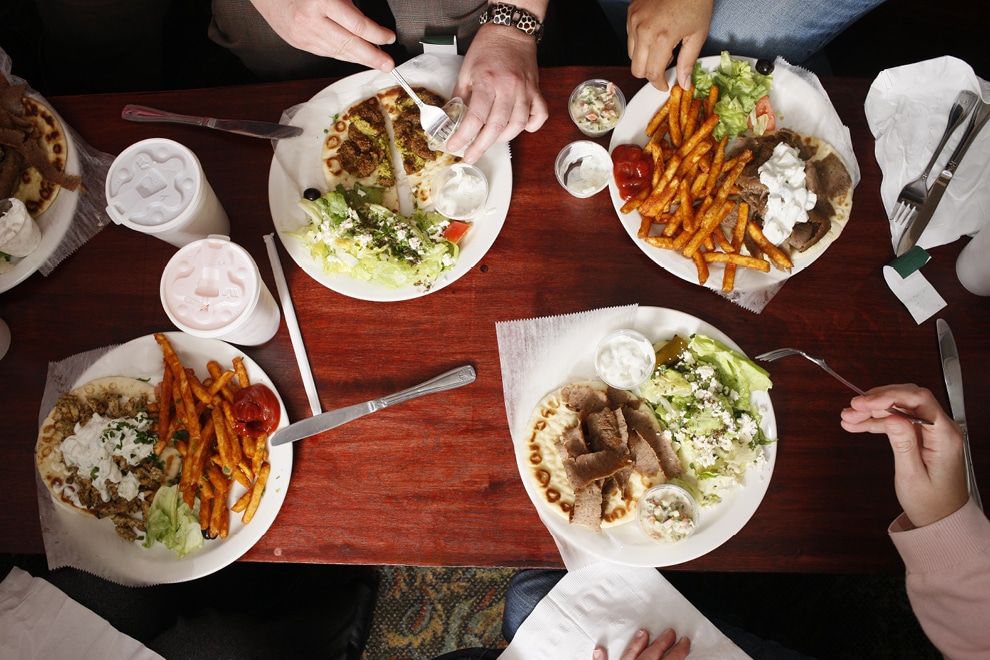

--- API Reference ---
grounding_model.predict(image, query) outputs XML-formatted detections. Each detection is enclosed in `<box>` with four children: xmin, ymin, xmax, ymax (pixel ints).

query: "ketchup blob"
<box><xmin>231</xmin><ymin>384</ymin><xmax>281</xmax><ymax>438</ymax></box>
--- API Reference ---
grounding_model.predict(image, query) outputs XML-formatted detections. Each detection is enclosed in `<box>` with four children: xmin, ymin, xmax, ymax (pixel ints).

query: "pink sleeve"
<box><xmin>889</xmin><ymin>499</ymin><xmax>990</xmax><ymax>659</ymax></box>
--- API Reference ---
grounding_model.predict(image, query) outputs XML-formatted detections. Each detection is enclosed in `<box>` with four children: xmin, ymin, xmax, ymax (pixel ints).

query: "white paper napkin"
<box><xmin>499</xmin><ymin>562</ymin><xmax>748</xmax><ymax>659</ymax></box>
<box><xmin>865</xmin><ymin>56</ymin><xmax>990</xmax><ymax>252</ymax></box>
<box><xmin>0</xmin><ymin>567</ymin><xmax>161</xmax><ymax>659</ymax></box>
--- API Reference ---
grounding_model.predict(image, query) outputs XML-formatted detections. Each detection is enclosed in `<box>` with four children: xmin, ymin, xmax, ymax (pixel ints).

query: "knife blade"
<box><xmin>270</xmin><ymin>365</ymin><xmax>477</xmax><ymax>446</ymax></box>
<box><xmin>896</xmin><ymin>99</ymin><xmax>990</xmax><ymax>256</ymax></box>
<box><xmin>121</xmin><ymin>104</ymin><xmax>303</xmax><ymax>139</ymax></box>
<box><xmin>936</xmin><ymin>319</ymin><xmax>982</xmax><ymax>510</ymax></box>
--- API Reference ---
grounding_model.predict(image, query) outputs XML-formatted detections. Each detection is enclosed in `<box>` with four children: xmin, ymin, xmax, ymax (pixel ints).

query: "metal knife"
<box><xmin>896</xmin><ymin>98</ymin><xmax>990</xmax><ymax>256</ymax></box>
<box><xmin>936</xmin><ymin>319</ymin><xmax>982</xmax><ymax>510</ymax></box>
<box><xmin>121</xmin><ymin>104</ymin><xmax>303</xmax><ymax>139</ymax></box>
<box><xmin>270</xmin><ymin>365</ymin><xmax>477</xmax><ymax>446</ymax></box>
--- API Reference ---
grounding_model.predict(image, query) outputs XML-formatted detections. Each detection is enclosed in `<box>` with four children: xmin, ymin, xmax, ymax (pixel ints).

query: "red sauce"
<box><xmin>231</xmin><ymin>384</ymin><xmax>281</xmax><ymax>438</ymax></box>
<box><xmin>611</xmin><ymin>144</ymin><xmax>653</xmax><ymax>200</ymax></box>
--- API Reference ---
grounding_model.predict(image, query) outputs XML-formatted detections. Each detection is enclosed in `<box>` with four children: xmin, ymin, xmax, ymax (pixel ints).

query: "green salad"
<box><xmin>297</xmin><ymin>184</ymin><xmax>459</xmax><ymax>290</ymax></box>
<box><xmin>637</xmin><ymin>334</ymin><xmax>775</xmax><ymax>506</ymax></box>
<box><xmin>691</xmin><ymin>51</ymin><xmax>774</xmax><ymax>141</ymax></box>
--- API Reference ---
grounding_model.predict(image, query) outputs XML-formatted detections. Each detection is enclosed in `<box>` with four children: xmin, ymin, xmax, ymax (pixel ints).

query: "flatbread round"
<box><xmin>13</xmin><ymin>97</ymin><xmax>70</xmax><ymax>218</ymax></box>
<box><xmin>36</xmin><ymin>376</ymin><xmax>176</xmax><ymax>523</ymax></box>
<box><xmin>522</xmin><ymin>382</ymin><xmax>668</xmax><ymax>530</ymax></box>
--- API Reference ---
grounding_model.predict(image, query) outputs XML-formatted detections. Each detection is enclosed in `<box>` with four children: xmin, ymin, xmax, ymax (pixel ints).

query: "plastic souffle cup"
<box><xmin>105</xmin><ymin>138</ymin><xmax>230</xmax><ymax>248</ymax></box>
<box><xmin>160</xmin><ymin>235</ymin><xmax>281</xmax><ymax>346</ymax></box>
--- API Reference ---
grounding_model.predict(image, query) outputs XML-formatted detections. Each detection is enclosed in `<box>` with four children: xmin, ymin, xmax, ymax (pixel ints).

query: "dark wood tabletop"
<box><xmin>1</xmin><ymin>66</ymin><xmax>986</xmax><ymax>573</ymax></box>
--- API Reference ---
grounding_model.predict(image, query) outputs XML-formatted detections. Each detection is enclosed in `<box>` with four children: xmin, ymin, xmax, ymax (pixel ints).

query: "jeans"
<box><xmin>596</xmin><ymin>0</ymin><xmax>887</xmax><ymax>67</ymax></box>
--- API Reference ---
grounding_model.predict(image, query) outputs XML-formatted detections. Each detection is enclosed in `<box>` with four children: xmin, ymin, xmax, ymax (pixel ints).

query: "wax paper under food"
<box><xmin>274</xmin><ymin>53</ymin><xmax>463</xmax><ymax>201</ymax></box>
<box><xmin>1</xmin><ymin>48</ymin><xmax>113</xmax><ymax>275</ymax></box>
<box><xmin>865</xmin><ymin>56</ymin><xmax>990</xmax><ymax>253</ymax></box>
<box><xmin>718</xmin><ymin>57</ymin><xmax>861</xmax><ymax>314</ymax></box>
<box><xmin>495</xmin><ymin>304</ymin><xmax>640</xmax><ymax>570</ymax></box>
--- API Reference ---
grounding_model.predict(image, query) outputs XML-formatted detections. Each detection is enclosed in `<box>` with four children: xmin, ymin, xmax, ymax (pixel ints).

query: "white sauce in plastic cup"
<box><xmin>106</xmin><ymin>138</ymin><xmax>230</xmax><ymax>247</ymax></box>
<box><xmin>956</xmin><ymin>223</ymin><xmax>990</xmax><ymax>296</ymax></box>
<box><xmin>160</xmin><ymin>235</ymin><xmax>280</xmax><ymax>345</ymax></box>
<box><xmin>0</xmin><ymin>197</ymin><xmax>42</xmax><ymax>257</ymax></box>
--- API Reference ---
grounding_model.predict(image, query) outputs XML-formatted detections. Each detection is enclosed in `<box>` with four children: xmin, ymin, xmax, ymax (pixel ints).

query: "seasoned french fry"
<box><xmin>704</xmin><ymin>84</ymin><xmax>719</xmax><ymax>118</ymax></box>
<box><xmin>702</xmin><ymin>251</ymin><xmax>772</xmax><ymax>272</ymax></box>
<box><xmin>747</xmin><ymin>221</ymin><xmax>794</xmax><ymax>269</ymax></box>
<box><xmin>668</xmin><ymin>86</ymin><xmax>683</xmax><ymax>147</ymax></box>
<box><xmin>242</xmin><ymin>462</ymin><xmax>270</xmax><ymax>525</ymax></box>
<box><xmin>646</xmin><ymin>100</ymin><xmax>671</xmax><ymax>136</ymax></box>
<box><xmin>231</xmin><ymin>490</ymin><xmax>252</xmax><ymax>514</ymax></box>
<box><xmin>233</xmin><ymin>356</ymin><xmax>249</xmax><ymax>388</ymax></box>
<box><xmin>692</xmin><ymin>251</ymin><xmax>709</xmax><ymax>285</ymax></box>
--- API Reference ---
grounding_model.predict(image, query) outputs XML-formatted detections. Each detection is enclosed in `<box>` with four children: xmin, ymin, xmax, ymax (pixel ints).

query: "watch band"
<box><xmin>479</xmin><ymin>3</ymin><xmax>545</xmax><ymax>44</ymax></box>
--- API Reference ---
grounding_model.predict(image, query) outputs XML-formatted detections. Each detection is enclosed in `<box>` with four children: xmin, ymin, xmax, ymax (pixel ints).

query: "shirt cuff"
<box><xmin>889</xmin><ymin>498</ymin><xmax>990</xmax><ymax>574</ymax></box>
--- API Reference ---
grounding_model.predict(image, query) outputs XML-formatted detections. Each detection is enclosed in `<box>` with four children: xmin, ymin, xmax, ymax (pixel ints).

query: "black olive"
<box><xmin>303</xmin><ymin>187</ymin><xmax>322</xmax><ymax>201</ymax></box>
<box><xmin>755</xmin><ymin>59</ymin><xmax>774</xmax><ymax>75</ymax></box>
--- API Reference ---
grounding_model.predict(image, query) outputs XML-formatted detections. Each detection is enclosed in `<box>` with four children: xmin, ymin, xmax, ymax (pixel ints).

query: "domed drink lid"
<box><xmin>160</xmin><ymin>235</ymin><xmax>260</xmax><ymax>336</ymax></box>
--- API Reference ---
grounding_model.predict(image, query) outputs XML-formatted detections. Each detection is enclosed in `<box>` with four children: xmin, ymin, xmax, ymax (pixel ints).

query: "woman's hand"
<box><xmin>625</xmin><ymin>0</ymin><xmax>715</xmax><ymax>90</ymax></box>
<box><xmin>841</xmin><ymin>384</ymin><xmax>969</xmax><ymax>528</ymax></box>
<box><xmin>593</xmin><ymin>628</ymin><xmax>691</xmax><ymax>660</ymax></box>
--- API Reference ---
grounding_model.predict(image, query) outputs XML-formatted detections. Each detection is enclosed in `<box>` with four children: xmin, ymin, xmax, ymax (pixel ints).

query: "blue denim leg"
<box><xmin>501</xmin><ymin>569</ymin><xmax>567</xmax><ymax>642</ymax></box>
<box><xmin>594</xmin><ymin>0</ymin><xmax>886</xmax><ymax>65</ymax></box>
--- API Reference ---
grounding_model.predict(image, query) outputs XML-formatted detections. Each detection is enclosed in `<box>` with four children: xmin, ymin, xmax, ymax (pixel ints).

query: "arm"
<box><xmin>625</xmin><ymin>0</ymin><xmax>714</xmax><ymax>91</ymax></box>
<box><xmin>248</xmin><ymin>0</ymin><xmax>397</xmax><ymax>71</ymax></box>
<box><xmin>841</xmin><ymin>384</ymin><xmax>990</xmax><ymax>658</ymax></box>
<box><xmin>447</xmin><ymin>1</ymin><xmax>549</xmax><ymax>164</ymax></box>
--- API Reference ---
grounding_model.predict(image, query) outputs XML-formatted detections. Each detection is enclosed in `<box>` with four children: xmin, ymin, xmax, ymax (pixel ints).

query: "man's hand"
<box><xmin>626</xmin><ymin>0</ymin><xmax>714</xmax><ymax>90</ymax></box>
<box><xmin>841</xmin><ymin>384</ymin><xmax>969</xmax><ymax>528</ymax></box>
<box><xmin>447</xmin><ymin>24</ymin><xmax>548</xmax><ymax>164</ymax></box>
<box><xmin>249</xmin><ymin>0</ymin><xmax>397</xmax><ymax>71</ymax></box>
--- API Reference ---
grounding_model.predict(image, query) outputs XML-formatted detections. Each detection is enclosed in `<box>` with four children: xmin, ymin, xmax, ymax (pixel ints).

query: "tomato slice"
<box><xmin>443</xmin><ymin>220</ymin><xmax>471</xmax><ymax>245</ymax></box>
<box><xmin>748</xmin><ymin>95</ymin><xmax>776</xmax><ymax>134</ymax></box>
<box><xmin>611</xmin><ymin>144</ymin><xmax>653</xmax><ymax>200</ymax></box>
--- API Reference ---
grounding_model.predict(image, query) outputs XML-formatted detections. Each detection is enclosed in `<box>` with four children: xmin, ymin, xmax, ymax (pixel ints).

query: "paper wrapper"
<box><xmin>1</xmin><ymin>48</ymin><xmax>113</xmax><ymax>276</ymax></box>
<box><xmin>0</xmin><ymin>567</ymin><xmax>161</xmax><ymax>659</ymax></box>
<box><xmin>495</xmin><ymin>305</ymin><xmax>748</xmax><ymax>657</ymax></box>
<box><xmin>865</xmin><ymin>56</ymin><xmax>990</xmax><ymax>252</ymax></box>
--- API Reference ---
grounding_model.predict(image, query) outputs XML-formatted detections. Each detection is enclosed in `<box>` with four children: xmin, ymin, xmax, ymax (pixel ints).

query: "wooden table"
<box><xmin>2</xmin><ymin>67</ymin><xmax>986</xmax><ymax>573</ymax></box>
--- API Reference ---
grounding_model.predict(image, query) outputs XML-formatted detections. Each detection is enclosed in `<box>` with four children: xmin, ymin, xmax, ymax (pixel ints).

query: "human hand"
<box><xmin>447</xmin><ymin>25</ymin><xmax>548</xmax><ymax>164</ymax></box>
<box><xmin>593</xmin><ymin>628</ymin><xmax>691</xmax><ymax>660</ymax></box>
<box><xmin>249</xmin><ymin>0</ymin><xmax>396</xmax><ymax>71</ymax></box>
<box><xmin>840</xmin><ymin>384</ymin><xmax>969</xmax><ymax>528</ymax></box>
<box><xmin>625</xmin><ymin>0</ymin><xmax>715</xmax><ymax>90</ymax></box>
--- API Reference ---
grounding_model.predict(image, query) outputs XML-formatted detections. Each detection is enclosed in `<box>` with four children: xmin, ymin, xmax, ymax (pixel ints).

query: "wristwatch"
<box><xmin>479</xmin><ymin>3</ymin><xmax>545</xmax><ymax>44</ymax></box>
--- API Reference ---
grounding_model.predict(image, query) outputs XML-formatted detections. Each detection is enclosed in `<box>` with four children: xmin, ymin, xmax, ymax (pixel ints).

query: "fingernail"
<box><xmin>635</xmin><ymin>629</ymin><xmax>647</xmax><ymax>639</ymax></box>
<box><xmin>592</xmin><ymin>649</ymin><xmax>605</xmax><ymax>660</ymax></box>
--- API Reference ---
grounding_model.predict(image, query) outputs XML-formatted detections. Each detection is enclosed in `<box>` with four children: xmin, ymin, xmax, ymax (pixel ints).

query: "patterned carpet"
<box><xmin>362</xmin><ymin>566</ymin><xmax>514</xmax><ymax>660</ymax></box>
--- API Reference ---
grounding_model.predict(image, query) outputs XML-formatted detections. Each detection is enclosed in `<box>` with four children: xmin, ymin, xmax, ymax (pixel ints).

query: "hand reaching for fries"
<box><xmin>616</xmin><ymin>82</ymin><xmax>792</xmax><ymax>293</ymax></box>
<box><xmin>153</xmin><ymin>333</ymin><xmax>273</xmax><ymax>541</ymax></box>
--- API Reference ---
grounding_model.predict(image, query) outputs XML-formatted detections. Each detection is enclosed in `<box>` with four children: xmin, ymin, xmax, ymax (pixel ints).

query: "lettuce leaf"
<box><xmin>142</xmin><ymin>484</ymin><xmax>204</xmax><ymax>557</ymax></box>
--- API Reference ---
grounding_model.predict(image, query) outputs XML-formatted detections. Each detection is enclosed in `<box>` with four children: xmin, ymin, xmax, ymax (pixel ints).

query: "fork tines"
<box><xmin>891</xmin><ymin>200</ymin><xmax>918</xmax><ymax>226</ymax></box>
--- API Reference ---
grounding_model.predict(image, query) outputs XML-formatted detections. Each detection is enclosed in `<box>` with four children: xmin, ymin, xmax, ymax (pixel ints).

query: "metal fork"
<box><xmin>389</xmin><ymin>69</ymin><xmax>457</xmax><ymax>143</ymax></box>
<box><xmin>755</xmin><ymin>348</ymin><xmax>933</xmax><ymax>425</ymax></box>
<box><xmin>891</xmin><ymin>90</ymin><xmax>979</xmax><ymax>226</ymax></box>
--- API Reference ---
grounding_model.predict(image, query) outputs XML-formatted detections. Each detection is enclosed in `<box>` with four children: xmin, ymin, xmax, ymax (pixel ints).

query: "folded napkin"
<box><xmin>1</xmin><ymin>48</ymin><xmax>114</xmax><ymax>275</ymax></box>
<box><xmin>495</xmin><ymin>306</ymin><xmax>748</xmax><ymax>657</ymax></box>
<box><xmin>866</xmin><ymin>56</ymin><xmax>990</xmax><ymax>252</ymax></box>
<box><xmin>499</xmin><ymin>562</ymin><xmax>747</xmax><ymax>659</ymax></box>
<box><xmin>0</xmin><ymin>567</ymin><xmax>160</xmax><ymax>659</ymax></box>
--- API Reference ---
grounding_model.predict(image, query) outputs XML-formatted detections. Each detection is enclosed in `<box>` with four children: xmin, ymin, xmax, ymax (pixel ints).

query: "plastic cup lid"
<box><xmin>105</xmin><ymin>138</ymin><xmax>204</xmax><ymax>230</ymax></box>
<box><xmin>160</xmin><ymin>235</ymin><xmax>260</xmax><ymax>335</ymax></box>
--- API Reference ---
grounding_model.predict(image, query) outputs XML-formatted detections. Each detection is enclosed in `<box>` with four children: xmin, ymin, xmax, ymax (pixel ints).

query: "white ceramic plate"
<box><xmin>268</xmin><ymin>64</ymin><xmax>512</xmax><ymax>302</ymax></box>
<box><xmin>607</xmin><ymin>55</ymin><xmax>854</xmax><ymax>294</ymax></box>
<box><xmin>514</xmin><ymin>307</ymin><xmax>776</xmax><ymax>567</ymax></box>
<box><xmin>0</xmin><ymin>97</ymin><xmax>80</xmax><ymax>294</ymax></box>
<box><xmin>47</xmin><ymin>332</ymin><xmax>292</xmax><ymax>585</ymax></box>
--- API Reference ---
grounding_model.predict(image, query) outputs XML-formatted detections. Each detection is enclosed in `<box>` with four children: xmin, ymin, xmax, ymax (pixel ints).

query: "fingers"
<box><xmin>594</xmin><ymin>629</ymin><xmax>690</xmax><ymax>660</ymax></box>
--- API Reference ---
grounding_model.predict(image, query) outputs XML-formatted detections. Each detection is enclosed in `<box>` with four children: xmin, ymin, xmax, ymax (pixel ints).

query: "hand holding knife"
<box><xmin>937</xmin><ymin>319</ymin><xmax>982</xmax><ymax>511</ymax></box>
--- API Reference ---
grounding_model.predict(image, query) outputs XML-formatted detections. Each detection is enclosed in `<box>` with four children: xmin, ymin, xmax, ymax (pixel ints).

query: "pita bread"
<box><xmin>12</xmin><ymin>97</ymin><xmax>72</xmax><ymax>218</ymax></box>
<box><xmin>36</xmin><ymin>377</ymin><xmax>178</xmax><ymax>523</ymax></box>
<box><xmin>522</xmin><ymin>382</ymin><xmax>667</xmax><ymax>530</ymax></box>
